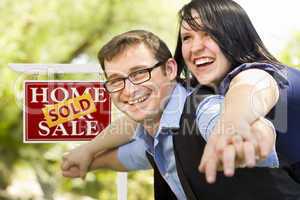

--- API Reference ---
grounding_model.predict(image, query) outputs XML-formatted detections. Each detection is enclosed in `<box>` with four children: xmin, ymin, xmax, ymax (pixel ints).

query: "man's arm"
<box><xmin>62</xmin><ymin>148</ymin><xmax>128</xmax><ymax>178</ymax></box>
<box><xmin>61</xmin><ymin>116</ymin><xmax>137</xmax><ymax>178</ymax></box>
<box><xmin>62</xmin><ymin>137</ymin><xmax>151</xmax><ymax>178</ymax></box>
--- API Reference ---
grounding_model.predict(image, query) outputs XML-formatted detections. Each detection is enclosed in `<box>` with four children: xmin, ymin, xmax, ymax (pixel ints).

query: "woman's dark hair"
<box><xmin>175</xmin><ymin>0</ymin><xmax>283</xmax><ymax>80</ymax></box>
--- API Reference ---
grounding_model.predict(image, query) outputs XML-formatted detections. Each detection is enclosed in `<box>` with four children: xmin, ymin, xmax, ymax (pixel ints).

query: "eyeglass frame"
<box><xmin>104</xmin><ymin>61</ymin><xmax>166</xmax><ymax>93</ymax></box>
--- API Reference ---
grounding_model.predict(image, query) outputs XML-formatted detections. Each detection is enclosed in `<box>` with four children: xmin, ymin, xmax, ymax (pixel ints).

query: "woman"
<box><xmin>175</xmin><ymin>0</ymin><xmax>300</xmax><ymax>183</ymax></box>
<box><xmin>62</xmin><ymin>0</ymin><xmax>300</xmax><ymax>184</ymax></box>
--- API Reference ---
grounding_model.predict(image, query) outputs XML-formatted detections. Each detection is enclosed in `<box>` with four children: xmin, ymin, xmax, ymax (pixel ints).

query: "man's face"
<box><xmin>104</xmin><ymin>43</ymin><xmax>176</xmax><ymax>123</ymax></box>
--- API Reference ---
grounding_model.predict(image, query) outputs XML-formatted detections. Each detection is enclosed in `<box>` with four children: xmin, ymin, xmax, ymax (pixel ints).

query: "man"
<box><xmin>62</xmin><ymin>30</ymin><xmax>300</xmax><ymax>199</ymax></box>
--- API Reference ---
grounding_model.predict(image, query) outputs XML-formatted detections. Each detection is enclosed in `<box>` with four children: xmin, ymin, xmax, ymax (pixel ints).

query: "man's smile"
<box><xmin>128</xmin><ymin>94</ymin><xmax>150</xmax><ymax>105</ymax></box>
<box><xmin>127</xmin><ymin>93</ymin><xmax>151</xmax><ymax>105</ymax></box>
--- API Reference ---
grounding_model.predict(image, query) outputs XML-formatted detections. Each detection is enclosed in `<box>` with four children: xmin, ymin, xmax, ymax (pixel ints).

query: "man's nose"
<box><xmin>122</xmin><ymin>78</ymin><xmax>137</xmax><ymax>96</ymax></box>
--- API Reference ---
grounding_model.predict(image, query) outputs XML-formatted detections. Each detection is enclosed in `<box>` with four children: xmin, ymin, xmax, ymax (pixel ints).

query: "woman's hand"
<box><xmin>198</xmin><ymin>117</ymin><xmax>276</xmax><ymax>183</ymax></box>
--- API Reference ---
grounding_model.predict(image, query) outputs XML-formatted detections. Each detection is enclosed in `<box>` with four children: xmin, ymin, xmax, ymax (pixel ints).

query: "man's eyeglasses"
<box><xmin>104</xmin><ymin>61</ymin><xmax>165</xmax><ymax>93</ymax></box>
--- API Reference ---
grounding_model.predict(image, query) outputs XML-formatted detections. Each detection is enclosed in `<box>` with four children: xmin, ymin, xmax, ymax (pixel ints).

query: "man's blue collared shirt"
<box><xmin>118</xmin><ymin>83</ymin><xmax>279</xmax><ymax>200</ymax></box>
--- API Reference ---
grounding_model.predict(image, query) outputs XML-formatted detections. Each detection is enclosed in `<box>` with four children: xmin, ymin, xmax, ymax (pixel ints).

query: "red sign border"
<box><xmin>23</xmin><ymin>80</ymin><xmax>111</xmax><ymax>143</ymax></box>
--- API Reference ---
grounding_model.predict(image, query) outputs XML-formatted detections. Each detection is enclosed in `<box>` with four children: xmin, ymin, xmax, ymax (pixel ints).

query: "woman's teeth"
<box><xmin>194</xmin><ymin>58</ymin><xmax>214</xmax><ymax>66</ymax></box>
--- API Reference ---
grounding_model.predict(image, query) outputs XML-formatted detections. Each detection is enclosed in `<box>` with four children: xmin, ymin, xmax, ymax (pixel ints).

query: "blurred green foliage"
<box><xmin>0</xmin><ymin>0</ymin><xmax>299</xmax><ymax>199</ymax></box>
<box><xmin>279</xmin><ymin>32</ymin><xmax>300</xmax><ymax>69</ymax></box>
<box><xmin>0</xmin><ymin>0</ymin><xmax>187</xmax><ymax>199</ymax></box>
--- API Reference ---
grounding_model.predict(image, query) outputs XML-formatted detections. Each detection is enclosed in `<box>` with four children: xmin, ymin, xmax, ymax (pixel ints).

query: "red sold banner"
<box><xmin>24</xmin><ymin>81</ymin><xmax>111</xmax><ymax>142</ymax></box>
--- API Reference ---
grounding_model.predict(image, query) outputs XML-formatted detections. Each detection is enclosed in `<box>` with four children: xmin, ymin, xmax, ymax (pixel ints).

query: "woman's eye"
<box><xmin>182</xmin><ymin>35</ymin><xmax>190</xmax><ymax>41</ymax></box>
<box><xmin>203</xmin><ymin>32</ymin><xmax>209</xmax><ymax>37</ymax></box>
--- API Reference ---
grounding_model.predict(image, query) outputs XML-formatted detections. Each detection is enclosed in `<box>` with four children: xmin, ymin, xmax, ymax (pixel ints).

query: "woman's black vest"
<box><xmin>147</xmin><ymin>86</ymin><xmax>300</xmax><ymax>200</ymax></box>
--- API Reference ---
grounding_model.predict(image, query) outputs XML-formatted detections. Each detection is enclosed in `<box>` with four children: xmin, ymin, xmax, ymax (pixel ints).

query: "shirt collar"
<box><xmin>159</xmin><ymin>83</ymin><xmax>189</xmax><ymax>129</ymax></box>
<box><xmin>133</xmin><ymin>83</ymin><xmax>189</xmax><ymax>139</ymax></box>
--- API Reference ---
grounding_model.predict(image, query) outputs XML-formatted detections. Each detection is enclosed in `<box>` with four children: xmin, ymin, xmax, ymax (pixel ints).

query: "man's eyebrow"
<box><xmin>107</xmin><ymin>64</ymin><xmax>150</xmax><ymax>80</ymax></box>
<box><xmin>129</xmin><ymin>65</ymin><xmax>149</xmax><ymax>73</ymax></box>
<box><xmin>107</xmin><ymin>73</ymin><xmax>123</xmax><ymax>80</ymax></box>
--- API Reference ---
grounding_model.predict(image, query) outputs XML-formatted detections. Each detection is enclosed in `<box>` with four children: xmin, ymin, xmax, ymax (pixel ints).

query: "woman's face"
<box><xmin>181</xmin><ymin>10</ymin><xmax>231</xmax><ymax>87</ymax></box>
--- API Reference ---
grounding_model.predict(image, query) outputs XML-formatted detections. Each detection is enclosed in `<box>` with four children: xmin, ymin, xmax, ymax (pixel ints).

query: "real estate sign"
<box><xmin>24</xmin><ymin>81</ymin><xmax>111</xmax><ymax>142</ymax></box>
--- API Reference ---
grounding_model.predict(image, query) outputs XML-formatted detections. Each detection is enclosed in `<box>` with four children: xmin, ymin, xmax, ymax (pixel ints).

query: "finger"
<box><xmin>222</xmin><ymin>145</ymin><xmax>236</xmax><ymax>177</ymax></box>
<box><xmin>199</xmin><ymin>135</ymin><xmax>218</xmax><ymax>171</ymax></box>
<box><xmin>62</xmin><ymin>167</ymin><xmax>81</xmax><ymax>178</ymax></box>
<box><xmin>62</xmin><ymin>152</ymin><xmax>71</xmax><ymax>161</ymax></box>
<box><xmin>251</xmin><ymin>127</ymin><xmax>263</xmax><ymax>159</ymax></box>
<box><xmin>79</xmin><ymin>157</ymin><xmax>93</xmax><ymax>179</ymax></box>
<box><xmin>62</xmin><ymin>166</ymin><xmax>77</xmax><ymax>177</ymax></box>
<box><xmin>61</xmin><ymin>160</ymin><xmax>69</xmax><ymax>171</ymax></box>
<box><xmin>199</xmin><ymin>145</ymin><xmax>212</xmax><ymax>172</ymax></box>
<box><xmin>237</xmin><ymin>121</ymin><xmax>257</xmax><ymax>147</ymax></box>
<box><xmin>243</xmin><ymin>141</ymin><xmax>256</xmax><ymax>167</ymax></box>
<box><xmin>80</xmin><ymin>164</ymin><xmax>89</xmax><ymax>179</ymax></box>
<box><xmin>259</xmin><ymin>129</ymin><xmax>275</xmax><ymax>159</ymax></box>
<box><xmin>62</xmin><ymin>159</ymin><xmax>74</xmax><ymax>171</ymax></box>
<box><xmin>62</xmin><ymin>171</ymin><xmax>79</xmax><ymax>178</ymax></box>
<box><xmin>251</xmin><ymin>124</ymin><xmax>267</xmax><ymax>160</ymax></box>
<box><xmin>205</xmin><ymin>155</ymin><xmax>218</xmax><ymax>184</ymax></box>
<box><xmin>215</xmin><ymin>134</ymin><xmax>231</xmax><ymax>156</ymax></box>
<box><xmin>231</xmin><ymin>134</ymin><xmax>244</xmax><ymax>161</ymax></box>
<box><xmin>252</xmin><ymin>118</ymin><xmax>275</xmax><ymax>158</ymax></box>
<box><xmin>61</xmin><ymin>153</ymin><xmax>71</xmax><ymax>170</ymax></box>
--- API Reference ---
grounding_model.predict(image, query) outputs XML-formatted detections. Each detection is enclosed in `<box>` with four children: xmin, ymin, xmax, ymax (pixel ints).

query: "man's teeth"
<box><xmin>128</xmin><ymin>95</ymin><xmax>148</xmax><ymax>105</ymax></box>
<box><xmin>194</xmin><ymin>58</ymin><xmax>214</xmax><ymax>65</ymax></box>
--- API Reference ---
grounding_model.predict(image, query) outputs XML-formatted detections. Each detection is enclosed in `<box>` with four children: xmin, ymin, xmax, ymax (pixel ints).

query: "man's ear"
<box><xmin>164</xmin><ymin>58</ymin><xmax>178</xmax><ymax>81</ymax></box>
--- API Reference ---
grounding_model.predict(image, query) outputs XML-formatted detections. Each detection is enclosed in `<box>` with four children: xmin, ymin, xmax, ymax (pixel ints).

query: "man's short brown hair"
<box><xmin>97</xmin><ymin>30</ymin><xmax>172</xmax><ymax>75</ymax></box>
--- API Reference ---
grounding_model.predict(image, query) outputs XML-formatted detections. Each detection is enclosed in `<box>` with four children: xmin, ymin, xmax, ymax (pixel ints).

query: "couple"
<box><xmin>62</xmin><ymin>0</ymin><xmax>300</xmax><ymax>199</ymax></box>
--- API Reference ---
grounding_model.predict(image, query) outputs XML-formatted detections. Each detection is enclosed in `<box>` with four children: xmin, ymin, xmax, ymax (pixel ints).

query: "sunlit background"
<box><xmin>0</xmin><ymin>0</ymin><xmax>299</xmax><ymax>199</ymax></box>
